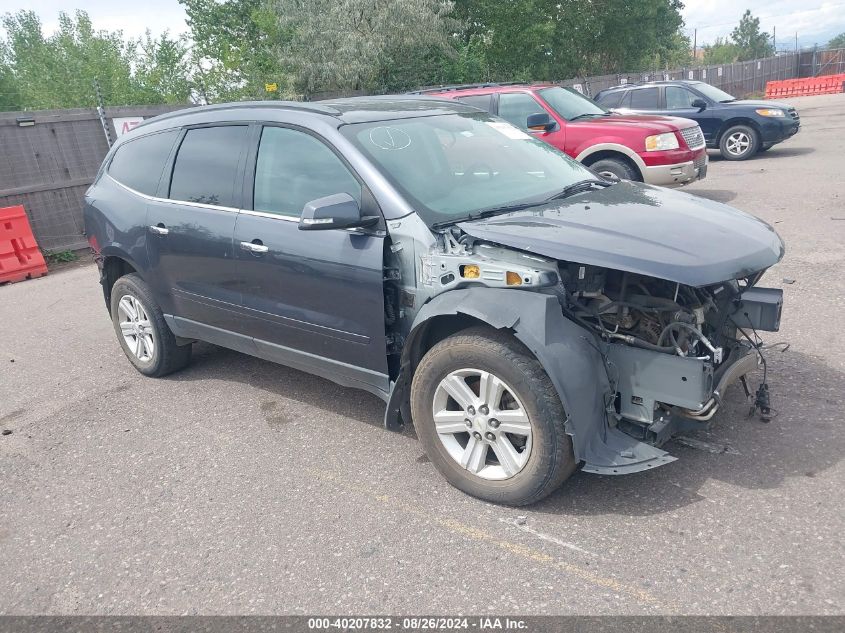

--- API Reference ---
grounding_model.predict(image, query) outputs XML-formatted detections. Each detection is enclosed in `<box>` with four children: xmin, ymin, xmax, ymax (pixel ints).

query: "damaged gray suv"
<box><xmin>85</xmin><ymin>97</ymin><xmax>785</xmax><ymax>505</ymax></box>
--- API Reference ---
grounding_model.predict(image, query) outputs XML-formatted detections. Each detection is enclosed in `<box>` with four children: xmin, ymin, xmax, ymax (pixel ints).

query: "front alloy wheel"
<box><xmin>720</xmin><ymin>125</ymin><xmax>758</xmax><ymax>160</ymax></box>
<box><xmin>433</xmin><ymin>368</ymin><xmax>532</xmax><ymax>480</ymax></box>
<box><xmin>411</xmin><ymin>327</ymin><xmax>577</xmax><ymax>505</ymax></box>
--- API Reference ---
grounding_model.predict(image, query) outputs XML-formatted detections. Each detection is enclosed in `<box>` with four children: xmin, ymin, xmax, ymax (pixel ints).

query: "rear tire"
<box><xmin>110</xmin><ymin>274</ymin><xmax>192</xmax><ymax>377</ymax></box>
<box><xmin>719</xmin><ymin>124</ymin><xmax>759</xmax><ymax>160</ymax></box>
<box><xmin>411</xmin><ymin>327</ymin><xmax>577</xmax><ymax>506</ymax></box>
<box><xmin>588</xmin><ymin>157</ymin><xmax>638</xmax><ymax>181</ymax></box>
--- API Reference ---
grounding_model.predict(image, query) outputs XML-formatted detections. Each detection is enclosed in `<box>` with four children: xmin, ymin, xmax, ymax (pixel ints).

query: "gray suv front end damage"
<box><xmin>383</xmin><ymin>180</ymin><xmax>784</xmax><ymax>475</ymax></box>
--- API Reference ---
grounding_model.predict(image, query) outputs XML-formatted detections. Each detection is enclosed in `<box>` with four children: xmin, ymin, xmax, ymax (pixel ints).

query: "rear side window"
<box><xmin>253</xmin><ymin>126</ymin><xmax>361</xmax><ymax>218</ymax></box>
<box><xmin>108</xmin><ymin>130</ymin><xmax>178</xmax><ymax>196</ymax></box>
<box><xmin>497</xmin><ymin>93</ymin><xmax>545</xmax><ymax>129</ymax></box>
<box><xmin>169</xmin><ymin>126</ymin><xmax>248</xmax><ymax>207</ymax></box>
<box><xmin>596</xmin><ymin>91</ymin><xmax>624</xmax><ymax>108</ymax></box>
<box><xmin>456</xmin><ymin>94</ymin><xmax>493</xmax><ymax>112</ymax></box>
<box><xmin>629</xmin><ymin>87</ymin><xmax>659</xmax><ymax>109</ymax></box>
<box><xmin>665</xmin><ymin>86</ymin><xmax>698</xmax><ymax>109</ymax></box>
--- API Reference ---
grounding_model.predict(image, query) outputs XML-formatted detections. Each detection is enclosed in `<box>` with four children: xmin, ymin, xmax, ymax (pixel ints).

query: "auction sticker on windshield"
<box><xmin>484</xmin><ymin>120</ymin><xmax>531</xmax><ymax>140</ymax></box>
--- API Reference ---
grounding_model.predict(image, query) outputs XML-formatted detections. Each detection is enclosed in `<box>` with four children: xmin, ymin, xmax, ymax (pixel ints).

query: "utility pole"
<box><xmin>693</xmin><ymin>29</ymin><xmax>697</xmax><ymax>60</ymax></box>
<box><xmin>773</xmin><ymin>26</ymin><xmax>776</xmax><ymax>52</ymax></box>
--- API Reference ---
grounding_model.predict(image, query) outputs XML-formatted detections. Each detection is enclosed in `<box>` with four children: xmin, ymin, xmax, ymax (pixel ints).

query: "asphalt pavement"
<box><xmin>1</xmin><ymin>93</ymin><xmax>843</xmax><ymax>615</ymax></box>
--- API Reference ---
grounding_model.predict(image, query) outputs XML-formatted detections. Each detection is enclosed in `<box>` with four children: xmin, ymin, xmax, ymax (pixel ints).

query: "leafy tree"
<box><xmin>703</xmin><ymin>37</ymin><xmax>739</xmax><ymax>65</ymax></box>
<box><xmin>828</xmin><ymin>33</ymin><xmax>845</xmax><ymax>49</ymax></box>
<box><xmin>180</xmin><ymin>0</ymin><xmax>281</xmax><ymax>102</ymax></box>
<box><xmin>730</xmin><ymin>10</ymin><xmax>773</xmax><ymax>61</ymax></box>
<box><xmin>266</xmin><ymin>0</ymin><xmax>456</xmax><ymax>98</ymax></box>
<box><xmin>0</xmin><ymin>40</ymin><xmax>21</xmax><ymax>110</ymax></box>
<box><xmin>1</xmin><ymin>10</ymin><xmax>137</xmax><ymax>109</ymax></box>
<box><xmin>132</xmin><ymin>31</ymin><xmax>193</xmax><ymax>104</ymax></box>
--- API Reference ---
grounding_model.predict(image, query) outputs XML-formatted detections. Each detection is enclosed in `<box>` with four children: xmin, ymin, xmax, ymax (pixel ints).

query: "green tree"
<box><xmin>730</xmin><ymin>10</ymin><xmax>774</xmax><ymax>61</ymax></box>
<box><xmin>266</xmin><ymin>0</ymin><xmax>456</xmax><ymax>98</ymax></box>
<box><xmin>2</xmin><ymin>10</ymin><xmax>138</xmax><ymax>109</ymax></box>
<box><xmin>132</xmin><ymin>31</ymin><xmax>193</xmax><ymax>104</ymax></box>
<box><xmin>180</xmin><ymin>0</ymin><xmax>279</xmax><ymax>102</ymax></box>
<box><xmin>828</xmin><ymin>33</ymin><xmax>845</xmax><ymax>49</ymax></box>
<box><xmin>0</xmin><ymin>40</ymin><xmax>21</xmax><ymax>110</ymax></box>
<box><xmin>703</xmin><ymin>37</ymin><xmax>739</xmax><ymax>64</ymax></box>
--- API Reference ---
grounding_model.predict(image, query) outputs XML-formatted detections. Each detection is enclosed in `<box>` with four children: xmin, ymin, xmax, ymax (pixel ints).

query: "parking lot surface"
<box><xmin>1</xmin><ymin>93</ymin><xmax>844</xmax><ymax>615</ymax></box>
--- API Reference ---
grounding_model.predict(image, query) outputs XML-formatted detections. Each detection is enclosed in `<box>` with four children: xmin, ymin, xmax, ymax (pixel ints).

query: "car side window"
<box><xmin>456</xmin><ymin>94</ymin><xmax>493</xmax><ymax>112</ymax></box>
<box><xmin>497</xmin><ymin>93</ymin><xmax>545</xmax><ymax>129</ymax></box>
<box><xmin>108</xmin><ymin>129</ymin><xmax>179</xmax><ymax>196</ymax></box>
<box><xmin>628</xmin><ymin>87</ymin><xmax>659</xmax><ymax>109</ymax></box>
<box><xmin>169</xmin><ymin>126</ymin><xmax>248</xmax><ymax>207</ymax></box>
<box><xmin>596</xmin><ymin>91</ymin><xmax>624</xmax><ymax>108</ymax></box>
<box><xmin>666</xmin><ymin>86</ymin><xmax>698</xmax><ymax>109</ymax></box>
<box><xmin>253</xmin><ymin>126</ymin><xmax>362</xmax><ymax>218</ymax></box>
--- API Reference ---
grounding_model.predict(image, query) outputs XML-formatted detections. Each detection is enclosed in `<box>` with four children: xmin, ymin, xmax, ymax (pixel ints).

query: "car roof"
<box><xmin>132</xmin><ymin>95</ymin><xmax>481</xmax><ymax>134</ymax></box>
<box><xmin>417</xmin><ymin>83</ymin><xmax>556</xmax><ymax>97</ymax></box>
<box><xmin>598</xmin><ymin>80</ymin><xmax>705</xmax><ymax>95</ymax></box>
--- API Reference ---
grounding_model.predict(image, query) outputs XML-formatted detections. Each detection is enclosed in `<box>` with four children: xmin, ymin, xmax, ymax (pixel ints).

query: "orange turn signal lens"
<box><xmin>506</xmin><ymin>271</ymin><xmax>522</xmax><ymax>286</ymax></box>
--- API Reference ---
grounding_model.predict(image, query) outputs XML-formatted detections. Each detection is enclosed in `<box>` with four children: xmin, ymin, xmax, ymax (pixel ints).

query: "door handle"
<box><xmin>240</xmin><ymin>240</ymin><xmax>269</xmax><ymax>253</ymax></box>
<box><xmin>149</xmin><ymin>224</ymin><xmax>169</xmax><ymax>235</ymax></box>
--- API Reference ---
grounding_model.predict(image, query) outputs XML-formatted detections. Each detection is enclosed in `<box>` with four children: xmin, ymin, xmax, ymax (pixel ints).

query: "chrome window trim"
<box><xmin>106</xmin><ymin>173</ymin><xmax>297</xmax><ymax>222</ymax></box>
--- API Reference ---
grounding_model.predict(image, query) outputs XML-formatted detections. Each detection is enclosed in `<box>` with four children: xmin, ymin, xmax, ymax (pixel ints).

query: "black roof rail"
<box><xmin>136</xmin><ymin>100</ymin><xmax>343</xmax><ymax>128</ymax></box>
<box><xmin>406</xmin><ymin>81</ymin><xmax>529</xmax><ymax>95</ymax></box>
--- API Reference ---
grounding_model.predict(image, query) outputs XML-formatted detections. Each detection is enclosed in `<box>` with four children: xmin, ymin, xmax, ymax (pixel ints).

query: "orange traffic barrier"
<box><xmin>766</xmin><ymin>73</ymin><xmax>845</xmax><ymax>98</ymax></box>
<box><xmin>0</xmin><ymin>205</ymin><xmax>49</xmax><ymax>284</ymax></box>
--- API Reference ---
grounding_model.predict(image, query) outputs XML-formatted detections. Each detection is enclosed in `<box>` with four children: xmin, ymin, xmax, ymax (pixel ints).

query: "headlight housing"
<box><xmin>755</xmin><ymin>108</ymin><xmax>785</xmax><ymax>117</ymax></box>
<box><xmin>644</xmin><ymin>132</ymin><xmax>680</xmax><ymax>151</ymax></box>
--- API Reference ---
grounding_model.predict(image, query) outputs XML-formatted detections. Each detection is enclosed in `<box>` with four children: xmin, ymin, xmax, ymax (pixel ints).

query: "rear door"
<box><xmin>231</xmin><ymin>124</ymin><xmax>389</xmax><ymax>392</ymax></box>
<box><xmin>145</xmin><ymin>124</ymin><xmax>248</xmax><ymax>330</ymax></box>
<box><xmin>622</xmin><ymin>86</ymin><xmax>661</xmax><ymax>115</ymax></box>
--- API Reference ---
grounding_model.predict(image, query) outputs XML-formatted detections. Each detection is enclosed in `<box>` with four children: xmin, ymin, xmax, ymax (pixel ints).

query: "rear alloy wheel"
<box><xmin>110</xmin><ymin>274</ymin><xmax>192</xmax><ymax>377</ymax></box>
<box><xmin>411</xmin><ymin>327</ymin><xmax>577</xmax><ymax>505</ymax></box>
<box><xmin>720</xmin><ymin>125</ymin><xmax>758</xmax><ymax>160</ymax></box>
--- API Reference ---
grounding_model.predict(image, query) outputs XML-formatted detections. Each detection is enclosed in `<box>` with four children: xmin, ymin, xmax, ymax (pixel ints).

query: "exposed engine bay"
<box><xmin>410</xmin><ymin>227</ymin><xmax>784</xmax><ymax>446</ymax></box>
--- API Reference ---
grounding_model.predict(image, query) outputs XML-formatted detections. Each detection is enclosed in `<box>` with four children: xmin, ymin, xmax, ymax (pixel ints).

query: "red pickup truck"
<box><xmin>418</xmin><ymin>83</ymin><xmax>708</xmax><ymax>186</ymax></box>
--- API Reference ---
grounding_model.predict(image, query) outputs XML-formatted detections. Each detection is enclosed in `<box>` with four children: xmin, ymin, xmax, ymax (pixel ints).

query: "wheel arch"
<box><xmin>99</xmin><ymin>253</ymin><xmax>139</xmax><ymax>310</ymax></box>
<box><xmin>576</xmin><ymin>145</ymin><xmax>645</xmax><ymax>181</ymax></box>
<box><xmin>387</xmin><ymin>288</ymin><xmax>615</xmax><ymax>466</ymax></box>
<box><xmin>716</xmin><ymin>117</ymin><xmax>762</xmax><ymax>144</ymax></box>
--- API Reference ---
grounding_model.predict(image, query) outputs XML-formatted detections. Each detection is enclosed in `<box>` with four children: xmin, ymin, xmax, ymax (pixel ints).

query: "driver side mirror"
<box><xmin>298</xmin><ymin>193</ymin><xmax>379</xmax><ymax>231</ymax></box>
<box><xmin>691</xmin><ymin>98</ymin><xmax>707</xmax><ymax>111</ymax></box>
<box><xmin>527</xmin><ymin>112</ymin><xmax>556</xmax><ymax>132</ymax></box>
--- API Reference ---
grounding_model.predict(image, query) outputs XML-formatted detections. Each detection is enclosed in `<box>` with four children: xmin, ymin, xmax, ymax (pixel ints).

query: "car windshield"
<box><xmin>538</xmin><ymin>86</ymin><xmax>608</xmax><ymax>120</ymax></box>
<box><xmin>340</xmin><ymin>112</ymin><xmax>595</xmax><ymax>227</ymax></box>
<box><xmin>693</xmin><ymin>82</ymin><xmax>736</xmax><ymax>103</ymax></box>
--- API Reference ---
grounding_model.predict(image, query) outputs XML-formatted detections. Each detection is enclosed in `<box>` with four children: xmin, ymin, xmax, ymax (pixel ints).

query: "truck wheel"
<box><xmin>411</xmin><ymin>327</ymin><xmax>577</xmax><ymax>506</ymax></box>
<box><xmin>719</xmin><ymin>125</ymin><xmax>758</xmax><ymax>160</ymax></box>
<box><xmin>588</xmin><ymin>157</ymin><xmax>638</xmax><ymax>182</ymax></box>
<box><xmin>110</xmin><ymin>274</ymin><xmax>192</xmax><ymax>377</ymax></box>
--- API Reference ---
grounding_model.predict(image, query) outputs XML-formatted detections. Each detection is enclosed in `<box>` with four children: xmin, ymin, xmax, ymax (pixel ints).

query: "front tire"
<box><xmin>411</xmin><ymin>327</ymin><xmax>577</xmax><ymax>506</ymax></box>
<box><xmin>588</xmin><ymin>157</ymin><xmax>638</xmax><ymax>181</ymax></box>
<box><xmin>110</xmin><ymin>274</ymin><xmax>192</xmax><ymax>377</ymax></box>
<box><xmin>719</xmin><ymin>124</ymin><xmax>759</xmax><ymax>160</ymax></box>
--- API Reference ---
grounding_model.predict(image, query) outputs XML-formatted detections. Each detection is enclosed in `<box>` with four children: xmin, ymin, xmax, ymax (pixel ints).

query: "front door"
<box><xmin>664</xmin><ymin>85</ymin><xmax>719</xmax><ymax>143</ymax></box>
<box><xmin>146</xmin><ymin>124</ymin><xmax>248</xmax><ymax>331</ymax></box>
<box><xmin>232</xmin><ymin>125</ymin><xmax>389</xmax><ymax>393</ymax></box>
<box><xmin>497</xmin><ymin>92</ymin><xmax>567</xmax><ymax>153</ymax></box>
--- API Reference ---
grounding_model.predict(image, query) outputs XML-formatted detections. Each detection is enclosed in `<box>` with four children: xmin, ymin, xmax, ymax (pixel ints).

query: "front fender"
<box><xmin>390</xmin><ymin>288</ymin><xmax>673</xmax><ymax>473</ymax></box>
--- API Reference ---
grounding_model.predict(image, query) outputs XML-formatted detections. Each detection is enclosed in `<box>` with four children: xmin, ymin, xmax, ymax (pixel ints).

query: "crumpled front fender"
<box><xmin>392</xmin><ymin>288</ymin><xmax>673</xmax><ymax>474</ymax></box>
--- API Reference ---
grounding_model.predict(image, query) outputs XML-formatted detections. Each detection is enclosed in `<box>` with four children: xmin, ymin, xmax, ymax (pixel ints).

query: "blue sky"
<box><xmin>12</xmin><ymin>0</ymin><xmax>845</xmax><ymax>48</ymax></box>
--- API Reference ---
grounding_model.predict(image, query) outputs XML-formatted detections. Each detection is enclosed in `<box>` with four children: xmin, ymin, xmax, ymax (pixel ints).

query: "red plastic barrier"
<box><xmin>766</xmin><ymin>73</ymin><xmax>845</xmax><ymax>98</ymax></box>
<box><xmin>0</xmin><ymin>205</ymin><xmax>49</xmax><ymax>284</ymax></box>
